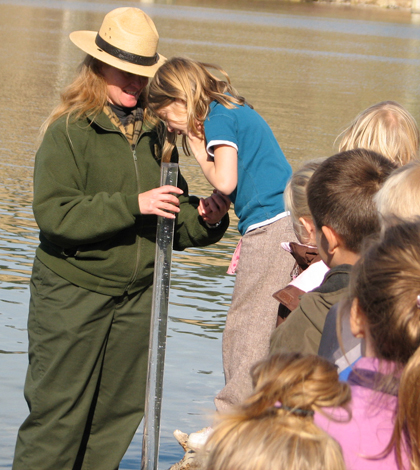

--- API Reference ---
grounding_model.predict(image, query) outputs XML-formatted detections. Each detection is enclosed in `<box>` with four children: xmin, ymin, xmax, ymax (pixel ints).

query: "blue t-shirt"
<box><xmin>204</xmin><ymin>100</ymin><xmax>292</xmax><ymax>235</ymax></box>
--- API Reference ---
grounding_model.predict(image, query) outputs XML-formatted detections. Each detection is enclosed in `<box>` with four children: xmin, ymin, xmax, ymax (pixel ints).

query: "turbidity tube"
<box><xmin>141</xmin><ymin>162</ymin><xmax>179</xmax><ymax>470</ymax></box>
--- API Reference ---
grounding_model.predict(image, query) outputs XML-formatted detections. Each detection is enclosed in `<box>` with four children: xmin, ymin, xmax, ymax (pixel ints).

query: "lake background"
<box><xmin>1</xmin><ymin>0</ymin><xmax>420</xmax><ymax>468</ymax></box>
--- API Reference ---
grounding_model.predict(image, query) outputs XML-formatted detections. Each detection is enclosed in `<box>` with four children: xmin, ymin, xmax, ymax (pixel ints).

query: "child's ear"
<box><xmin>349</xmin><ymin>298</ymin><xmax>366</xmax><ymax>338</ymax></box>
<box><xmin>299</xmin><ymin>217</ymin><xmax>317</xmax><ymax>245</ymax></box>
<box><xmin>321</xmin><ymin>226</ymin><xmax>340</xmax><ymax>254</ymax></box>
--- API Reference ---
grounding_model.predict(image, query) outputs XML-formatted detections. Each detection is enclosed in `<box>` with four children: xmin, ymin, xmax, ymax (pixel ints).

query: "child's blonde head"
<box><xmin>284</xmin><ymin>158</ymin><xmax>326</xmax><ymax>244</ymax></box>
<box><xmin>203</xmin><ymin>353</ymin><xmax>350</xmax><ymax>470</ymax></box>
<box><xmin>374</xmin><ymin>161</ymin><xmax>420</xmax><ymax>230</ymax></box>
<box><xmin>338</xmin><ymin>101</ymin><xmax>419</xmax><ymax>166</ymax></box>
<box><xmin>147</xmin><ymin>57</ymin><xmax>247</xmax><ymax>158</ymax></box>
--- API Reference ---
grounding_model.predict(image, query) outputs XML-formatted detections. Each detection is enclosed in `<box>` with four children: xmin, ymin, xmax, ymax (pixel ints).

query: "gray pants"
<box><xmin>215</xmin><ymin>216</ymin><xmax>296</xmax><ymax>411</ymax></box>
<box><xmin>13</xmin><ymin>258</ymin><xmax>153</xmax><ymax>470</ymax></box>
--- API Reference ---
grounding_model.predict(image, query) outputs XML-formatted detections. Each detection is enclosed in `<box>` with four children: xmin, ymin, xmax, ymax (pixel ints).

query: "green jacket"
<box><xmin>33</xmin><ymin>111</ymin><xmax>229</xmax><ymax>296</ymax></box>
<box><xmin>269</xmin><ymin>264</ymin><xmax>352</xmax><ymax>355</ymax></box>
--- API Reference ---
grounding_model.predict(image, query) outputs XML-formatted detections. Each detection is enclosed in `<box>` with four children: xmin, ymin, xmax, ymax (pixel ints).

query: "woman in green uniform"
<box><xmin>12</xmin><ymin>8</ymin><xmax>229</xmax><ymax>470</ymax></box>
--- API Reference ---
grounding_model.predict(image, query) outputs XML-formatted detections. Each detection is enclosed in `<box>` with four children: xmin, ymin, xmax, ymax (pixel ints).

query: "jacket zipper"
<box><xmin>94</xmin><ymin>116</ymin><xmax>148</xmax><ymax>294</ymax></box>
<box><xmin>125</xmin><ymin>143</ymin><xmax>143</xmax><ymax>293</ymax></box>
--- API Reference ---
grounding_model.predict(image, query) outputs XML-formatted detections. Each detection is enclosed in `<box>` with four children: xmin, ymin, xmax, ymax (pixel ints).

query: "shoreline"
<box><xmin>315</xmin><ymin>0</ymin><xmax>412</xmax><ymax>11</ymax></box>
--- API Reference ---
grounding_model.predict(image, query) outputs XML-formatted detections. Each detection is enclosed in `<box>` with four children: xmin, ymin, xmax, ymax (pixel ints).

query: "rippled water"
<box><xmin>1</xmin><ymin>0</ymin><xmax>420</xmax><ymax>468</ymax></box>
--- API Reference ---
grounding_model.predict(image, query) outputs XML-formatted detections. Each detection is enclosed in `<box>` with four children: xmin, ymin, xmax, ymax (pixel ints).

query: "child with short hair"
<box><xmin>338</xmin><ymin>100</ymin><xmax>419</xmax><ymax>166</ymax></box>
<box><xmin>272</xmin><ymin>158</ymin><xmax>329</xmax><ymax>323</ymax></box>
<box><xmin>270</xmin><ymin>149</ymin><xmax>396</xmax><ymax>356</ymax></box>
<box><xmin>315</xmin><ymin>220</ymin><xmax>420</xmax><ymax>470</ymax></box>
<box><xmin>148</xmin><ymin>57</ymin><xmax>296</xmax><ymax>415</ymax></box>
<box><xmin>203</xmin><ymin>353</ymin><xmax>349</xmax><ymax>470</ymax></box>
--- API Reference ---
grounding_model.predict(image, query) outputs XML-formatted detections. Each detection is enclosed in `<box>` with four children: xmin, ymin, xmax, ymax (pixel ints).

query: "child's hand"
<box><xmin>199</xmin><ymin>189</ymin><xmax>231</xmax><ymax>225</ymax></box>
<box><xmin>138</xmin><ymin>185</ymin><xmax>183</xmax><ymax>219</ymax></box>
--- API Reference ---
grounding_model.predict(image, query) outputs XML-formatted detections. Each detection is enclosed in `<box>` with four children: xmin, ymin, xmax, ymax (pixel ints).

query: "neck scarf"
<box><xmin>104</xmin><ymin>103</ymin><xmax>144</xmax><ymax>146</ymax></box>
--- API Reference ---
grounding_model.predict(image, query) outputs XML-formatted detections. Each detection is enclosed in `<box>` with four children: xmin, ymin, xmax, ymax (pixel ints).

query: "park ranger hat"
<box><xmin>69</xmin><ymin>7</ymin><xmax>166</xmax><ymax>78</ymax></box>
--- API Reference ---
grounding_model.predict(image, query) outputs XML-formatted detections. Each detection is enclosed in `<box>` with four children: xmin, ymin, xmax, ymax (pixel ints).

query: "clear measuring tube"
<box><xmin>141</xmin><ymin>162</ymin><xmax>179</xmax><ymax>470</ymax></box>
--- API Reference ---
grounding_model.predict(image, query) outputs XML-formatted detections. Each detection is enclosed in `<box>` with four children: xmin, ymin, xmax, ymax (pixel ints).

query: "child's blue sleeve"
<box><xmin>205</xmin><ymin>108</ymin><xmax>238</xmax><ymax>147</ymax></box>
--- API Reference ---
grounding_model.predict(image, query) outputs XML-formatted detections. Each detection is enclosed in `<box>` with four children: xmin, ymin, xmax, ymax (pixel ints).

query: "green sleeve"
<box><xmin>33</xmin><ymin>120</ymin><xmax>138</xmax><ymax>249</ymax></box>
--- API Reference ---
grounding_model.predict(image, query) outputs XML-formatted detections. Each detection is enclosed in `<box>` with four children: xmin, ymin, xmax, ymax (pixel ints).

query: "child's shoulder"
<box><xmin>314</xmin><ymin>264</ymin><xmax>352</xmax><ymax>294</ymax></box>
<box><xmin>208</xmin><ymin>98</ymin><xmax>251</xmax><ymax>116</ymax></box>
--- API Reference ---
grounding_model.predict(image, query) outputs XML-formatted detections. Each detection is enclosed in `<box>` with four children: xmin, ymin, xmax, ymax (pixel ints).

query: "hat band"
<box><xmin>95</xmin><ymin>34</ymin><xmax>159</xmax><ymax>67</ymax></box>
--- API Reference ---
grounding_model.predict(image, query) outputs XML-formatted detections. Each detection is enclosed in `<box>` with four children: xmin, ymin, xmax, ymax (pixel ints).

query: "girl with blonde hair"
<box><xmin>273</xmin><ymin>158</ymin><xmax>329</xmax><ymax>322</ymax></box>
<box><xmin>316</xmin><ymin>220</ymin><xmax>420</xmax><ymax>470</ymax></box>
<box><xmin>283</xmin><ymin>158</ymin><xmax>326</xmax><ymax>245</ymax></box>
<box><xmin>203</xmin><ymin>353</ymin><xmax>349</xmax><ymax>470</ymax></box>
<box><xmin>148</xmin><ymin>57</ymin><xmax>295</xmax><ymax>418</ymax></box>
<box><xmin>338</xmin><ymin>100</ymin><xmax>419</xmax><ymax>166</ymax></box>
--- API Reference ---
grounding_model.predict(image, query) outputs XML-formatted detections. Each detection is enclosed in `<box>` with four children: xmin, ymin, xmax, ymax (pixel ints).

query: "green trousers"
<box><xmin>13</xmin><ymin>258</ymin><xmax>153</xmax><ymax>470</ymax></box>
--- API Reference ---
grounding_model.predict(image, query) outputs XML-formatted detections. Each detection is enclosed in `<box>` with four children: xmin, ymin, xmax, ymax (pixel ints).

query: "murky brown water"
<box><xmin>1</xmin><ymin>0</ymin><xmax>420</xmax><ymax>468</ymax></box>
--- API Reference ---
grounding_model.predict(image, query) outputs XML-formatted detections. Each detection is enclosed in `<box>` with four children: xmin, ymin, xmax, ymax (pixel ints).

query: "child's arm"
<box><xmin>188</xmin><ymin>132</ymin><xmax>238</xmax><ymax>195</ymax></box>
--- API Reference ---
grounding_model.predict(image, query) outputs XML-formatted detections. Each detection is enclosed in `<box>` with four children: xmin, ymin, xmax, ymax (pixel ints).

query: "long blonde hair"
<box><xmin>147</xmin><ymin>56</ymin><xmax>249</xmax><ymax>160</ymax></box>
<box><xmin>337</xmin><ymin>101</ymin><xmax>419</xmax><ymax>166</ymax></box>
<box><xmin>40</xmin><ymin>55</ymin><xmax>153</xmax><ymax>137</ymax></box>
<box><xmin>203</xmin><ymin>353</ymin><xmax>350</xmax><ymax>470</ymax></box>
<box><xmin>40</xmin><ymin>55</ymin><xmax>108</xmax><ymax>136</ymax></box>
<box><xmin>348</xmin><ymin>220</ymin><xmax>420</xmax><ymax>469</ymax></box>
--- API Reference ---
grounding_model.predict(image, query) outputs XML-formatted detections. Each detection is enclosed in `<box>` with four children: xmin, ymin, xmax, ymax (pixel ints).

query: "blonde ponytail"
<box><xmin>203</xmin><ymin>353</ymin><xmax>350</xmax><ymax>470</ymax></box>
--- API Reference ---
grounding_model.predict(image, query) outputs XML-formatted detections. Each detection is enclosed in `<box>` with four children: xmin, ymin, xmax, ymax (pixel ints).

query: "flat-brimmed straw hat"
<box><xmin>69</xmin><ymin>7</ymin><xmax>166</xmax><ymax>78</ymax></box>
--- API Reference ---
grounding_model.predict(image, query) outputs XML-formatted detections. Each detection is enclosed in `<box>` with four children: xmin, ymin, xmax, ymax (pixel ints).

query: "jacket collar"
<box><xmin>87</xmin><ymin>109</ymin><xmax>119</xmax><ymax>131</ymax></box>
